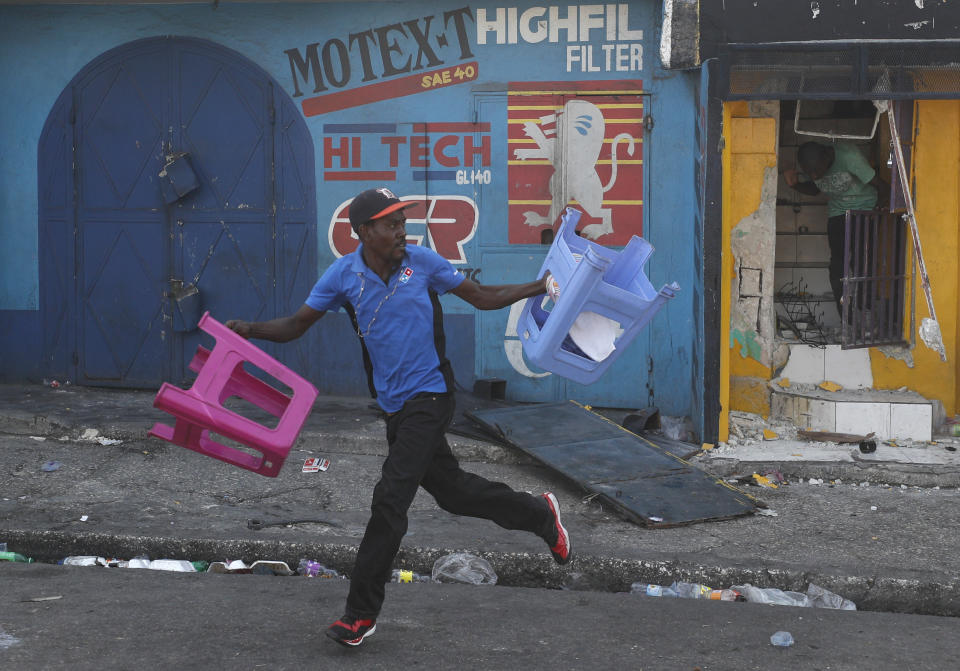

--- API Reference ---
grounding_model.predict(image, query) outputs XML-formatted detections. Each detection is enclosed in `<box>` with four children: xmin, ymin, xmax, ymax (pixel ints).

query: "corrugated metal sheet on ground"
<box><xmin>466</xmin><ymin>401</ymin><xmax>759</xmax><ymax>528</ymax></box>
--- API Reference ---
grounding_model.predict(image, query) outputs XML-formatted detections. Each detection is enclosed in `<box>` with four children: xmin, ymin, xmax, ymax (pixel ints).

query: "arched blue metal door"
<box><xmin>39</xmin><ymin>37</ymin><xmax>316</xmax><ymax>387</ymax></box>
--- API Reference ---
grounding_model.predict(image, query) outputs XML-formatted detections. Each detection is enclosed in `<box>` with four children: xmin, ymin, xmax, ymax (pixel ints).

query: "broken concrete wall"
<box><xmin>725</xmin><ymin>101</ymin><xmax>780</xmax><ymax>417</ymax></box>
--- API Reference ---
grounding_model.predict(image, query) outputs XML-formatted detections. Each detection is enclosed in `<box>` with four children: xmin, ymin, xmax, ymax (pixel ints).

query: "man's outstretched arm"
<box><xmin>225</xmin><ymin>303</ymin><xmax>326</xmax><ymax>342</ymax></box>
<box><xmin>450</xmin><ymin>277</ymin><xmax>545</xmax><ymax>311</ymax></box>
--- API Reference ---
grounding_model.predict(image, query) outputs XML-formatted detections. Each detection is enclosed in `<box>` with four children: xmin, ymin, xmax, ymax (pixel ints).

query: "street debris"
<box><xmin>432</xmin><ymin>552</ymin><xmax>497</xmax><ymax>585</ymax></box>
<box><xmin>208</xmin><ymin>560</ymin><xmax>293</xmax><ymax>575</ymax></box>
<box><xmin>390</xmin><ymin>569</ymin><xmax>431</xmax><ymax>583</ymax></box>
<box><xmin>633</xmin><ymin>580</ymin><xmax>857</xmax><ymax>611</ymax></box>
<box><xmin>298</xmin><ymin>559</ymin><xmax>342</xmax><ymax>578</ymax></box>
<box><xmin>302</xmin><ymin>457</ymin><xmax>330</xmax><ymax>472</ymax></box>
<box><xmin>40</xmin><ymin>460</ymin><xmax>61</xmax><ymax>472</ymax></box>
<box><xmin>79</xmin><ymin>428</ymin><xmax>123</xmax><ymax>446</ymax></box>
<box><xmin>770</xmin><ymin>631</ymin><xmax>795</xmax><ymax>647</ymax></box>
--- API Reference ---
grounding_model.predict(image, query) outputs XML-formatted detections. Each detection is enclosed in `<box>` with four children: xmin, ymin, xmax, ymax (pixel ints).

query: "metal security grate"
<box><xmin>723</xmin><ymin>41</ymin><xmax>960</xmax><ymax>100</ymax></box>
<box><xmin>841</xmin><ymin>210</ymin><xmax>909</xmax><ymax>349</ymax></box>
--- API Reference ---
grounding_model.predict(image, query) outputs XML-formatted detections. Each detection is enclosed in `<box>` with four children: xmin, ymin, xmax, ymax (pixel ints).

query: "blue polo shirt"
<box><xmin>306</xmin><ymin>244</ymin><xmax>465</xmax><ymax>413</ymax></box>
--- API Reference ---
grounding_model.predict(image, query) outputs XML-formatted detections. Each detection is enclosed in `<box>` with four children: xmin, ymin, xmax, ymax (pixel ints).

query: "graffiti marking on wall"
<box><xmin>329</xmin><ymin>194</ymin><xmax>478</xmax><ymax>264</ymax></box>
<box><xmin>477</xmin><ymin>5</ymin><xmax>643</xmax><ymax>73</ymax></box>
<box><xmin>505</xmin><ymin>300</ymin><xmax>551</xmax><ymax>378</ymax></box>
<box><xmin>507</xmin><ymin>80</ymin><xmax>644</xmax><ymax>245</ymax></box>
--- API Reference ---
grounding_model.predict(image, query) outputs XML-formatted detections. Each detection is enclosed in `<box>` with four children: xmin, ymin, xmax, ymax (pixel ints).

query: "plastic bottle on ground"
<box><xmin>709</xmin><ymin>588</ymin><xmax>745</xmax><ymax>602</ymax></box>
<box><xmin>673</xmin><ymin>581</ymin><xmax>713</xmax><ymax>599</ymax></box>
<box><xmin>61</xmin><ymin>556</ymin><xmax>105</xmax><ymax>567</ymax></box>
<box><xmin>0</xmin><ymin>551</ymin><xmax>33</xmax><ymax>563</ymax></box>
<box><xmin>770</xmin><ymin>631</ymin><xmax>795</xmax><ymax>647</ymax></box>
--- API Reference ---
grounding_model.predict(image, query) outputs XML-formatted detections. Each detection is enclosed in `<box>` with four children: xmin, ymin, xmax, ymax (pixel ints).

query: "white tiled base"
<box><xmin>779</xmin><ymin>345</ymin><xmax>873</xmax><ymax>389</ymax></box>
<box><xmin>771</xmin><ymin>391</ymin><xmax>933</xmax><ymax>441</ymax></box>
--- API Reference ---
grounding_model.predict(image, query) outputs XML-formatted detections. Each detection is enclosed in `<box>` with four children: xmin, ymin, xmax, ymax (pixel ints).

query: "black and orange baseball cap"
<box><xmin>348</xmin><ymin>188</ymin><xmax>419</xmax><ymax>233</ymax></box>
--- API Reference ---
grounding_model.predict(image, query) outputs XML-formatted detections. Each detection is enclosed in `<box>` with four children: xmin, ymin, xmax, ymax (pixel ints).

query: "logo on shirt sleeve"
<box><xmin>399</xmin><ymin>267</ymin><xmax>414</xmax><ymax>284</ymax></box>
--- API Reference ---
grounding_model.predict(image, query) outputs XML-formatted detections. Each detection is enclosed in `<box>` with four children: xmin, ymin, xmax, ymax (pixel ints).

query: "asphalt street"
<box><xmin>0</xmin><ymin>380</ymin><xmax>958</xmax><ymax>671</ymax></box>
<box><xmin>2</xmin><ymin>561</ymin><xmax>957</xmax><ymax>671</ymax></box>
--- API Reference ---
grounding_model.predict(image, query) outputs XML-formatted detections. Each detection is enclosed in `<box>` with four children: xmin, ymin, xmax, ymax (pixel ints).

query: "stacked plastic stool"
<box><xmin>518</xmin><ymin>207</ymin><xmax>679</xmax><ymax>384</ymax></box>
<box><xmin>148</xmin><ymin>312</ymin><xmax>318</xmax><ymax>477</ymax></box>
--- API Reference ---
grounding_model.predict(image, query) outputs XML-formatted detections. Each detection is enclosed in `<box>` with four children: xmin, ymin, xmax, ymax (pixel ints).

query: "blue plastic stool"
<box><xmin>518</xmin><ymin>208</ymin><xmax>679</xmax><ymax>384</ymax></box>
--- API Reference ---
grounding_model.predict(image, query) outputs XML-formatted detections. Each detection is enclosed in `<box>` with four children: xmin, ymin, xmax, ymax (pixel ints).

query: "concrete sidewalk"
<box><xmin>1</xmin><ymin>383</ymin><xmax>958</xmax><ymax>616</ymax></box>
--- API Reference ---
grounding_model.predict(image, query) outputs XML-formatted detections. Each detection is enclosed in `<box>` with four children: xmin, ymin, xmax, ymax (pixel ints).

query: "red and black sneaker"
<box><xmin>326</xmin><ymin>615</ymin><xmax>377</xmax><ymax>648</ymax></box>
<box><xmin>542</xmin><ymin>492</ymin><xmax>572</xmax><ymax>565</ymax></box>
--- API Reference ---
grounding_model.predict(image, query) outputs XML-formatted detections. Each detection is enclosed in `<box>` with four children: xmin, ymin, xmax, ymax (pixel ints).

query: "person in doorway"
<box><xmin>225</xmin><ymin>187</ymin><xmax>571</xmax><ymax>648</ymax></box>
<box><xmin>784</xmin><ymin>141</ymin><xmax>889</xmax><ymax>317</ymax></box>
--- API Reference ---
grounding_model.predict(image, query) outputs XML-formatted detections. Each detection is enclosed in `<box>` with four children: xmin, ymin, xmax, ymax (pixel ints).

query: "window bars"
<box><xmin>841</xmin><ymin>210</ymin><xmax>908</xmax><ymax>349</ymax></box>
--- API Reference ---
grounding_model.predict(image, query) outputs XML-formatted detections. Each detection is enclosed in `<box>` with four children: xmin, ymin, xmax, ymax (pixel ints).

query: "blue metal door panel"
<box><xmin>41</xmin><ymin>37</ymin><xmax>317</xmax><ymax>388</ymax></box>
<box><xmin>75</xmin><ymin>46</ymin><xmax>170</xmax><ymax>384</ymax></box>
<box><xmin>79</xmin><ymin>219</ymin><xmax>167</xmax><ymax>382</ymax></box>
<box><xmin>173</xmin><ymin>43</ymin><xmax>277</xmax><ymax>377</ymax></box>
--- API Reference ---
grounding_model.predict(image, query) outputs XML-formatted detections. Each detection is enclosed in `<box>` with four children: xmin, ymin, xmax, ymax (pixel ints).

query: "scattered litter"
<box><xmin>0</xmin><ymin>551</ymin><xmax>34</xmax><ymax>563</ymax></box>
<box><xmin>649</xmin><ymin>516</ymin><xmax>664</xmax><ymax>522</ymax></box>
<box><xmin>734</xmin><ymin>584</ymin><xmax>811</xmax><ymax>607</ymax></box>
<box><xmin>0</xmin><ymin>626</ymin><xmax>22</xmax><ymax>649</ymax></box>
<box><xmin>770</xmin><ymin>631</ymin><xmax>795</xmax><ymax>647</ymax></box>
<box><xmin>633</xmin><ymin>581</ymin><xmax>743</xmax><ymax>601</ymax></box>
<box><xmin>701</xmin><ymin>443</ymin><xmax>714</xmax><ymax>451</ymax></box>
<box><xmin>390</xmin><ymin>568</ymin><xmax>431</xmax><ymax>583</ymax></box>
<box><xmin>808</xmin><ymin>478</ymin><xmax>824</xmax><ymax>485</ymax></box>
<box><xmin>21</xmin><ymin>596</ymin><xmax>62</xmax><ymax>603</ymax></box>
<box><xmin>208</xmin><ymin>560</ymin><xmax>294</xmax><ymax>575</ymax></box>
<box><xmin>432</xmin><ymin>552</ymin><xmax>497</xmax><ymax>585</ymax></box>
<box><xmin>777</xmin><ymin>378</ymin><xmax>791</xmax><ymax>388</ymax></box>
<box><xmin>62</xmin><ymin>556</ymin><xmax>107</xmax><ymax>567</ymax></box>
<box><xmin>818</xmin><ymin>380</ymin><xmax>843</xmax><ymax>392</ymax></box>
<box><xmin>659</xmin><ymin>415</ymin><xmax>695</xmax><ymax>442</ymax></box>
<box><xmin>763</xmin><ymin>469</ymin><xmax>786</xmax><ymax>485</ymax></box>
<box><xmin>144</xmin><ymin>559</ymin><xmax>197</xmax><ymax>572</ymax></box>
<box><xmin>79</xmin><ymin>428</ymin><xmax>122</xmax><ymax>446</ymax></box>
<box><xmin>40</xmin><ymin>461</ymin><xmax>61</xmax><ymax>472</ymax></box>
<box><xmin>871</xmin><ymin>505</ymin><xmax>878</xmax><ymax>511</ymax></box>
<box><xmin>752</xmin><ymin>473</ymin><xmax>778</xmax><ymax>489</ymax></box>
<box><xmin>29</xmin><ymin>436</ymin><xmax>46</xmax><ymax>442</ymax></box>
<box><xmin>79</xmin><ymin>515</ymin><xmax>89</xmax><ymax>522</ymax></box>
<box><xmin>807</xmin><ymin>583</ymin><xmax>857</xmax><ymax>610</ymax></box>
<box><xmin>302</xmin><ymin>457</ymin><xmax>330</xmax><ymax>473</ymax></box>
<box><xmin>762</xmin><ymin>429</ymin><xmax>779</xmax><ymax>441</ymax></box>
<box><xmin>298</xmin><ymin>559</ymin><xmax>341</xmax><ymax>578</ymax></box>
<box><xmin>755</xmin><ymin>508</ymin><xmax>779</xmax><ymax>517</ymax></box>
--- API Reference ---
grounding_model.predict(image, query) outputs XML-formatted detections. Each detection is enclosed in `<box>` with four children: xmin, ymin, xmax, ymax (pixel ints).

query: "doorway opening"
<box><xmin>773</xmin><ymin>99</ymin><xmax>908</xmax><ymax>349</ymax></box>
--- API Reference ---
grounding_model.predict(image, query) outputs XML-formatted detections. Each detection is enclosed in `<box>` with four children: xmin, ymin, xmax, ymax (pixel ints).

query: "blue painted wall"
<box><xmin>0</xmin><ymin>2</ymin><xmax>699</xmax><ymax>418</ymax></box>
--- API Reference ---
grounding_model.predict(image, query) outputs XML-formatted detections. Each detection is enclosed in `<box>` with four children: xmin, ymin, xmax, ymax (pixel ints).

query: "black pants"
<box><xmin>826</xmin><ymin>214</ymin><xmax>847</xmax><ymax>316</ymax></box>
<box><xmin>345</xmin><ymin>392</ymin><xmax>551</xmax><ymax>619</ymax></box>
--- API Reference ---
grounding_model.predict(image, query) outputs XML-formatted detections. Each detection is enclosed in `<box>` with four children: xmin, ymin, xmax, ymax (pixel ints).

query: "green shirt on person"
<box><xmin>809</xmin><ymin>142</ymin><xmax>878</xmax><ymax>217</ymax></box>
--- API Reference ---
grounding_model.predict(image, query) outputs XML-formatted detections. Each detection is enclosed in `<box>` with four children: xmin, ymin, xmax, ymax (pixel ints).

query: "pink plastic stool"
<box><xmin>148</xmin><ymin>312</ymin><xmax>318</xmax><ymax>477</ymax></box>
